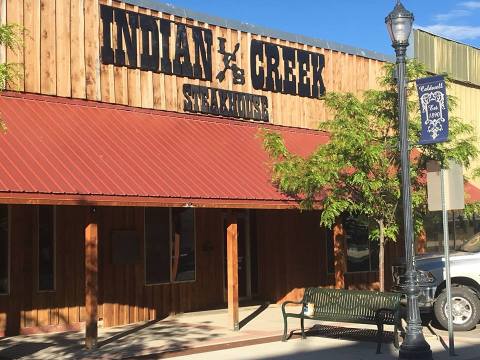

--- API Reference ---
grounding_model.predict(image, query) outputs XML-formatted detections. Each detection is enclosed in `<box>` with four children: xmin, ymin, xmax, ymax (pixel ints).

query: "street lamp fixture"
<box><xmin>385</xmin><ymin>1</ymin><xmax>433</xmax><ymax>359</ymax></box>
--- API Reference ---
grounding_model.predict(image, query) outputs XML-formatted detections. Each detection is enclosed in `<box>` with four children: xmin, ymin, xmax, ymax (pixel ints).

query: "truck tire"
<box><xmin>433</xmin><ymin>286</ymin><xmax>480</xmax><ymax>331</ymax></box>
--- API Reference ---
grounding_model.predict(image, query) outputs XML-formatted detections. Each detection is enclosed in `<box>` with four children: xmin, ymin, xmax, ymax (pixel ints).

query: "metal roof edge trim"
<box><xmin>413</xmin><ymin>28</ymin><xmax>480</xmax><ymax>52</ymax></box>
<box><xmin>1</xmin><ymin>91</ymin><xmax>330</xmax><ymax>137</ymax></box>
<box><xmin>0</xmin><ymin>192</ymin><xmax>306</xmax><ymax>209</ymax></box>
<box><xmin>122</xmin><ymin>0</ymin><xmax>394</xmax><ymax>63</ymax></box>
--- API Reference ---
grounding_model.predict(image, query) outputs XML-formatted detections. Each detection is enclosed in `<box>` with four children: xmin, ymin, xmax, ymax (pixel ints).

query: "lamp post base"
<box><xmin>399</xmin><ymin>339</ymin><xmax>433</xmax><ymax>360</ymax></box>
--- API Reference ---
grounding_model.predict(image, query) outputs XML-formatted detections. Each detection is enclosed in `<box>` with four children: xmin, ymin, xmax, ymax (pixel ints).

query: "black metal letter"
<box><xmin>250</xmin><ymin>39</ymin><xmax>264</xmax><ymax>90</ymax></box>
<box><xmin>173</xmin><ymin>24</ymin><xmax>193</xmax><ymax>77</ymax></box>
<box><xmin>100</xmin><ymin>5</ymin><xmax>114</xmax><ymax>64</ymax></box>
<box><xmin>253</xmin><ymin>96</ymin><xmax>261</xmax><ymax>120</ymax></box>
<box><xmin>311</xmin><ymin>53</ymin><xmax>326</xmax><ymax>98</ymax></box>
<box><xmin>140</xmin><ymin>14</ymin><xmax>159</xmax><ymax>71</ymax></box>
<box><xmin>114</xmin><ymin>8</ymin><xmax>138</xmax><ymax>67</ymax></box>
<box><xmin>261</xmin><ymin>96</ymin><xmax>269</xmax><ymax>122</ymax></box>
<box><xmin>210</xmin><ymin>88</ymin><xmax>219</xmax><ymax>115</ymax></box>
<box><xmin>160</xmin><ymin>20</ymin><xmax>172</xmax><ymax>74</ymax></box>
<box><xmin>200</xmin><ymin>86</ymin><xmax>210</xmax><ymax>113</ymax></box>
<box><xmin>282</xmin><ymin>46</ymin><xmax>297</xmax><ymax>95</ymax></box>
<box><xmin>297</xmin><ymin>49</ymin><xmax>311</xmax><ymax>97</ymax></box>
<box><xmin>192</xmin><ymin>28</ymin><xmax>213</xmax><ymax>80</ymax></box>
<box><xmin>265</xmin><ymin>43</ymin><xmax>282</xmax><ymax>92</ymax></box>
<box><xmin>183</xmin><ymin>84</ymin><xmax>193</xmax><ymax>111</ymax></box>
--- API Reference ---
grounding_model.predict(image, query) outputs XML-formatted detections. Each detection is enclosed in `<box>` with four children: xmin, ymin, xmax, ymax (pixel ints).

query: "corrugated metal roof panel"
<box><xmin>0</xmin><ymin>92</ymin><xmax>328</xmax><ymax>208</ymax></box>
<box><xmin>414</xmin><ymin>29</ymin><xmax>480</xmax><ymax>86</ymax></box>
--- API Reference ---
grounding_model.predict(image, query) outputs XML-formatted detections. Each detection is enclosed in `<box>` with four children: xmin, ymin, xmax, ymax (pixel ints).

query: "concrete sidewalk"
<box><xmin>0</xmin><ymin>304</ymin><xmax>478</xmax><ymax>359</ymax></box>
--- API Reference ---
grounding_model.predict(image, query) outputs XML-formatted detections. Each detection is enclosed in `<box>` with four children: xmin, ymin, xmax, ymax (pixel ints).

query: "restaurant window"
<box><xmin>423</xmin><ymin>210</ymin><xmax>479</xmax><ymax>253</ymax></box>
<box><xmin>38</xmin><ymin>206</ymin><xmax>55</xmax><ymax>291</ymax></box>
<box><xmin>145</xmin><ymin>208</ymin><xmax>171</xmax><ymax>284</ymax></box>
<box><xmin>145</xmin><ymin>208</ymin><xmax>196</xmax><ymax>285</ymax></box>
<box><xmin>327</xmin><ymin>215</ymin><xmax>379</xmax><ymax>273</ymax></box>
<box><xmin>0</xmin><ymin>205</ymin><xmax>9</xmax><ymax>295</ymax></box>
<box><xmin>171</xmin><ymin>208</ymin><xmax>196</xmax><ymax>282</ymax></box>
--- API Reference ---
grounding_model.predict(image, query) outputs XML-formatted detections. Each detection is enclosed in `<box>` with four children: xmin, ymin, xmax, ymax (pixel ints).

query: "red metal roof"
<box><xmin>0</xmin><ymin>92</ymin><xmax>328</xmax><ymax>208</ymax></box>
<box><xmin>465</xmin><ymin>181</ymin><xmax>480</xmax><ymax>203</ymax></box>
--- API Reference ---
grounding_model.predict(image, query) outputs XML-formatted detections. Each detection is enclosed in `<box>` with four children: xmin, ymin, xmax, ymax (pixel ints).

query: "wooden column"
<box><xmin>85</xmin><ymin>209</ymin><xmax>98</xmax><ymax>349</ymax></box>
<box><xmin>333</xmin><ymin>218</ymin><xmax>346</xmax><ymax>289</ymax></box>
<box><xmin>226</xmin><ymin>214</ymin><xmax>239</xmax><ymax>331</ymax></box>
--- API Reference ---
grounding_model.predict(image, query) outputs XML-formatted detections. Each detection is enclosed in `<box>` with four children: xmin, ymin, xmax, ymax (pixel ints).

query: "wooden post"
<box><xmin>226</xmin><ymin>214</ymin><xmax>239</xmax><ymax>331</ymax></box>
<box><xmin>85</xmin><ymin>209</ymin><xmax>98</xmax><ymax>349</ymax></box>
<box><xmin>333</xmin><ymin>218</ymin><xmax>346</xmax><ymax>289</ymax></box>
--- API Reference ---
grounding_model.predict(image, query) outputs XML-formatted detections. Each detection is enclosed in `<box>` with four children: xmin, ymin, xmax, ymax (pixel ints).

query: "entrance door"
<box><xmin>223</xmin><ymin>211</ymin><xmax>251</xmax><ymax>300</ymax></box>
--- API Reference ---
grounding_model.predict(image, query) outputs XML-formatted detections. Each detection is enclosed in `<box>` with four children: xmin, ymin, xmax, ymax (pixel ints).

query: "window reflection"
<box><xmin>172</xmin><ymin>208</ymin><xmax>195</xmax><ymax>282</ymax></box>
<box><xmin>38</xmin><ymin>206</ymin><xmax>55</xmax><ymax>291</ymax></box>
<box><xmin>326</xmin><ymin>215</ymin><xmax>379</xmax><ymax>273</ymax></box>
<box><xmin>423</xmin><ymin>210</ymin><xmax>480</xmax><ymax>253</ymax></box>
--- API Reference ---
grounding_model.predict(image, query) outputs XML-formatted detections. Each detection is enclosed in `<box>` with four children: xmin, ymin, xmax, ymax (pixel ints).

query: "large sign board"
<box><xmin>6</xmin><ymin>0</ymin><xmax>389</xmax><ymax>129</ymax></box>
<box><xmin>99</xmin><ymin>4</ymin><xmax>326</xmax><ymax>122</ymax></box>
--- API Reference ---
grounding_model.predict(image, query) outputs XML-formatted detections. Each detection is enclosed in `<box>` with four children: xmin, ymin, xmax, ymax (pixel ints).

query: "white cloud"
<box><xmin>418</xmin><ymin>24</ymin><xmax>480</xmax><ymax>40</ymax></box>
<box><xmin>460</xmin><ymin>1</ymin><xmax>480</xmax><ymax>9</ymax></box>
<box><xmin>433</xmin><ymin>9</ymin><xmax>470</xmax><ymax>21</ymax></box>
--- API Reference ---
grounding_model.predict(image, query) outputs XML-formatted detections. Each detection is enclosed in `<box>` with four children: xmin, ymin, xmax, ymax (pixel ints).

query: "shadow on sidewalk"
<box><xmin>289</xmin><ymin>324</ymin><xmax>395</xmax><ymax>344</ymax></box>
<box><xmin>239</xmin><ymin>302</ymin><xmax>270</xmax><ymax>330</ymax></box>
<box><xmin>0</xmin><ymin>342</ymin><xmax>53</xmax><ymax>359</ymax></box>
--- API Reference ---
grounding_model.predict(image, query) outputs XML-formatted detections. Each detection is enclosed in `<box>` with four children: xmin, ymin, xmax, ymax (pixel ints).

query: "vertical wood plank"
<box><xmin>0</xmin><ymin>0</ymin><xmax>6</xmax><ymax>67</ymax></box>
<box><xmin>40</xmin><ymin>0</ymin><xmax>56</xmax><ymax>94</ymax></box>
<box><xmin>71</xmin><ymin>0</ymin><xmax>86</xmax><ymax>98</ymax></box>
<box><xmin>151</xmin><ymin>10</ymin><xmax>165</xmax><ymax>109</ymax></box>
<box><xmin>226</xmin><ymin>214</ymin><xmax>239</xmax><ymax>331</ymax></box>
<box><xmin>112</xmin><ymin>1</ymin><xmax>127</xmax><ymax>105</ymax></box>
<box><xmin>6</xmin><ymin>0</ymin><xmax>24</xmax><ymax>91</ymax></box>
<box><xmin>175</xmin><ymin>16</ymin><xmax>187</xmax><ymax>112</ymax></box>
<box><xmin>84</xmin><ymin>0</ymin><xmax>100</xmax><ymax>100</ymax></box>
<box><xmin>85</xmin><ymin>213</ymin><xmax>98</xmax><ymax>349</ymax></box>
<box><xmin>100</xmin><ymin>0</ymin><xmax>115</xmax><ymax>103</ymax></box>
<box><xmin>126</xmin><ymin>4</ymin><xmax>141</xmax><ymax>107</ymax></box>
<box><xmin>140</xmin><ymin>7</ymin><xmax>153</xmax><ymax>108</ymax></box>
<box><xmin>55</xmin><ymin>0</ymin><xmax>71</xmax><ymax>97</ymax></box>
<box><xmin>24</xmin><ymin>0</ymin><xmax>41</xmax><ymax>92</ymax></box>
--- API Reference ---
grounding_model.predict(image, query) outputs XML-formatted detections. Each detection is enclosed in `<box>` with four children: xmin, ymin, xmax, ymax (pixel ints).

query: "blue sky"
<box><xmin>162</xmin><ymin>0</ymin><xmax>480</xmax><ymax>55</ymax></box>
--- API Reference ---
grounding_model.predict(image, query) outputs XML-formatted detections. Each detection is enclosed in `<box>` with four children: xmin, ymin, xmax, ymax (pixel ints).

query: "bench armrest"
<box><xmin>281</xmin><ymin>300</ymin><xmax>305</xmax><ymax>317</ymax></box>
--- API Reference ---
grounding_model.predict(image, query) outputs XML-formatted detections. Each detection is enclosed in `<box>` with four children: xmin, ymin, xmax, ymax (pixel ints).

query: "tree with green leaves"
<box><xmin>262</xmin><ymin>60</ymin><xmax>479</xmax><ymax>292</ymax></box>
<box><xmin>0</xmin><ymin>23</ymin><xmax>23</xmax><ymax>132</ymax></box>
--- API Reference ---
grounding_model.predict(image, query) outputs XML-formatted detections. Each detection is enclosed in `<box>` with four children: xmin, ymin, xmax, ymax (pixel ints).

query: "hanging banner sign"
<box><xmin>416</xmin><ymin>75</ymin><xmax>449</xmax><ymax>144</ymax></box>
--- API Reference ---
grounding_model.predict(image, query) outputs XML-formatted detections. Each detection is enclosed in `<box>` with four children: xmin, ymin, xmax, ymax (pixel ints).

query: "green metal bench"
<box><xmin>281</xmin><ymin>287</ymin><xmax>401</xmax><ymax>354</ymax></box>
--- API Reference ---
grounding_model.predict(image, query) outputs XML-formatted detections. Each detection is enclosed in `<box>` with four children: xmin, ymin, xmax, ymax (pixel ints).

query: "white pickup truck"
<box><xmin>391</xmin><ymin>232</ymin><xmax>480</xmax><ymax>331</ymax></box>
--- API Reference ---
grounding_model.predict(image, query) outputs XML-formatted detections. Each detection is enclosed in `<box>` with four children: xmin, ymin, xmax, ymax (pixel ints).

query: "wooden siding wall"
<box><xmin>0</xmin><ymin>205</ymin><xmax>87</xmax><ymax>336</ymax></box>
<box><xmin>97</xmin><ymin>206</ymin><xmax>226</xmax><ymax>328</ymax></box>
<box><xmin>0</xmin><ymin>206</ymin><xmax>402</xmax><ymax>335</ymax></box>
<box><xmin>3</xmin><ymin>0</ymin><xmax>386</xmax><ymax>129</ymax></box>
<box><xmin>254</xmin><ymin>209</ymin><xmax>404</xmax><ymax>303</ymax></box>
<box><xmin>0</xmin><ymin>206</ymin><xmax>226</xmax><ymax>335</ymax></box>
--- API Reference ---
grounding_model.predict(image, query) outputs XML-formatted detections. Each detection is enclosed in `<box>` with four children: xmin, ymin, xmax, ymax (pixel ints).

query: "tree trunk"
<box><xmin>333</xmin><ymin>218</ymin><xmax>346</xmax><ymax>289</ymax></box>
<box><xmin>417</xmin><ymin>229</ymin><xmax>427</xmax><ymax>254</ymax></box>
<box><xmin>378</xmin><ymin>219</ymin><xmax>385</xmax><ymax>292</ymax></box>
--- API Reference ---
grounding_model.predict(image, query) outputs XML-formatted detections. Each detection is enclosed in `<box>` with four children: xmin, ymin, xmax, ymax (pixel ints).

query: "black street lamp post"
<box><xmin>385</xmin><ymin>2</ymin><xmax>433</xmax><ymax>359</ymax></box>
